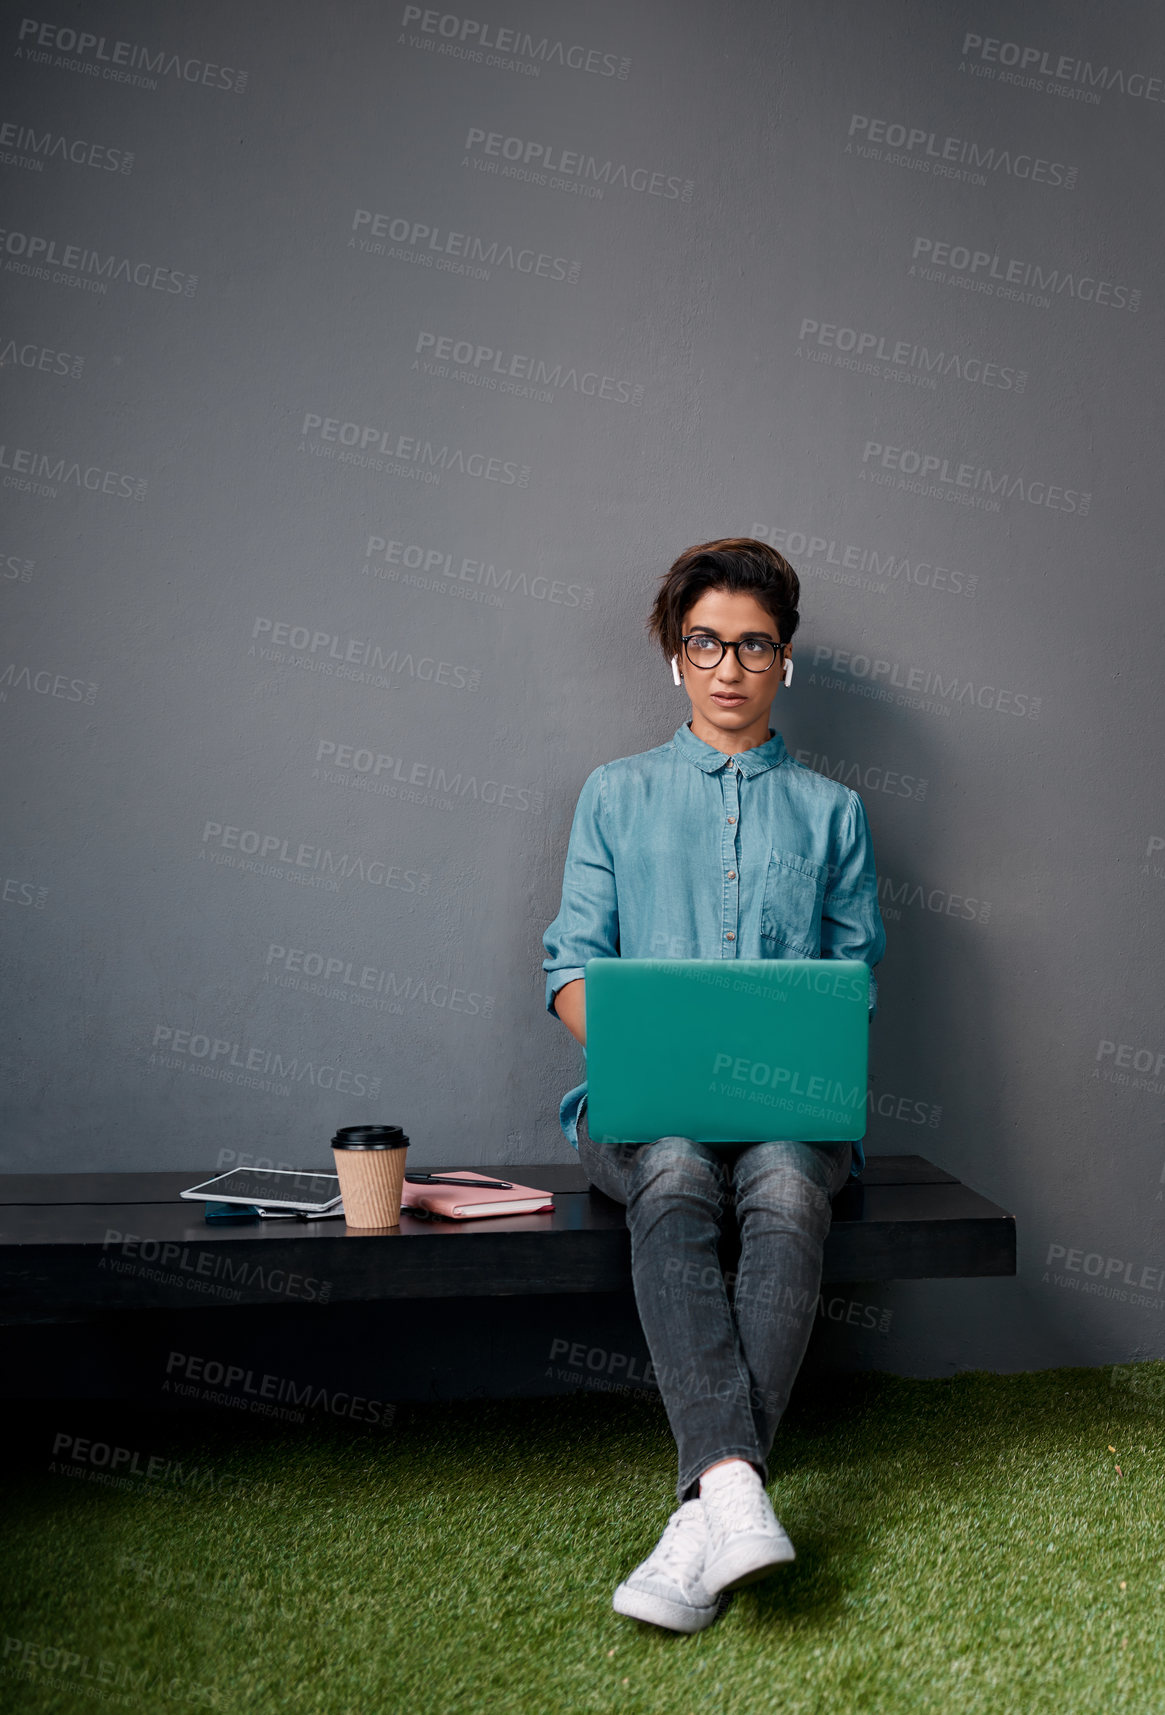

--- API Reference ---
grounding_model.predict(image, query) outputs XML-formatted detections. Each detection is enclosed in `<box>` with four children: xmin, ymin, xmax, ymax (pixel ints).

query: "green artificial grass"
<box><xmin>2</xmin><ymin>1363</ymin><xmax>1163</xmax><ymax>1715</ymax></box>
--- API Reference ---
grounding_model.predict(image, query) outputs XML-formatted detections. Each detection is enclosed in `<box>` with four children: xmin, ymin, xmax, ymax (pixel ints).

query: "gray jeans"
<box><xmin>576</xmin><ymin>1099</ymin><xmax>852</xmax><ymax>1505</ymax></box>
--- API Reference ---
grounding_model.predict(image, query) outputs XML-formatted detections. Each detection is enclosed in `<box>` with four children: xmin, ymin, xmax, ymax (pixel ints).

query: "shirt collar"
<box><xmin>673</xmin><ymin>720</ymin><xmax>788</xmax><ymax>777</ymax></box>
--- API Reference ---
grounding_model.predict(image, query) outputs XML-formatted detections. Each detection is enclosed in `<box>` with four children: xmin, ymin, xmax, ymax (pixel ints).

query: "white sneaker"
<box><xmin>612</xmin><ymin>1499</ymin><xmax>719</xmax><ymax>1633</ymax></box>
<box><xmin>699</xmin><ymin>1462</ymin><xmax>796</xmax><ymax>1596</ymax></box>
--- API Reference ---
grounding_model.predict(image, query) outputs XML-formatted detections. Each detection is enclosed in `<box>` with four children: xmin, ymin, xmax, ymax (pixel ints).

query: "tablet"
<box><xmin>181</xmin><ymin>1167</ymin><xmax>343</xmax><ymax>1214</ymax></box>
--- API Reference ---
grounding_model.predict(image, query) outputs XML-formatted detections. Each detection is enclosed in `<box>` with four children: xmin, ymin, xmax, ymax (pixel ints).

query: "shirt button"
<box><xmin>725</xmin><ymin>931</ymin><xmax>735</xmax><ymax>941</ymax></box>
<box><xmin>727</xmin><ymin>871</ymin><xmax>736</xmax><ymax>880</ymax></box>
<box><xmin>727</xmin><ymin>815</ymin><xmax>736</xmax><ymax>824</ymax></box>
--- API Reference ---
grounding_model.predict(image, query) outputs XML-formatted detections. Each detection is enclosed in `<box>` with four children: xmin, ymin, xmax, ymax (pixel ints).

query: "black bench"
<box><xmin>0</xmin><ymin>1157</ymin><xmax>1014</xmax><ymax>1407</ymax></box>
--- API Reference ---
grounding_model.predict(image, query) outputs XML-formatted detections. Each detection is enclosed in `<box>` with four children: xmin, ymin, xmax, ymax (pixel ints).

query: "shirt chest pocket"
<box><xmin>760</xmin><ymin>850</ymin><xmax>827</xmax><ymax>955</ymax></box>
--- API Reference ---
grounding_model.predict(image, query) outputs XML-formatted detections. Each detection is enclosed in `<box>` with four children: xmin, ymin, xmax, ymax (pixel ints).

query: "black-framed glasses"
<box><xmin>682</xmin><ymin>634</ymin><xmax>782</xmax><ymax>673</ymax></box>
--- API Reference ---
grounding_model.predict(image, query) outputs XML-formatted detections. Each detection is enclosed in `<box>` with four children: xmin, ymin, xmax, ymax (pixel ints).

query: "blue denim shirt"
<box><xmin>542</xmin><ymin>720</ymin><xmax>886</xmax><ymax>1179</ymax></box>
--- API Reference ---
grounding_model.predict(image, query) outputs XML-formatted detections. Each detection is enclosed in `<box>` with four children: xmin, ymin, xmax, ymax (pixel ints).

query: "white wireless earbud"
<box><xmin>670</xmin><ymin>654</ymin><xmax>682</xmax><ymax>686</ymax></box>
<box><xmin>783</xmin><ymin>656</ymin><xmax>794</xmax><ymax>688</ymax></box>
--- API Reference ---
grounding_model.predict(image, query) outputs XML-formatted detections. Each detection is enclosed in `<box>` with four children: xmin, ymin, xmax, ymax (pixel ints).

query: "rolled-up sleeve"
<box><xmin>820</xmin><ymin>790</ymin><xmax>886</xmax><ymax>1015</ymax></box>
<box><xmin>542</xmin><ymin>764</ymin><xmax>619</xmax><ymax>1014</ymax></box>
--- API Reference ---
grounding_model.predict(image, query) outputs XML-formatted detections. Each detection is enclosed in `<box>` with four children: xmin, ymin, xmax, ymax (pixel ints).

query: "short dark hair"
<box><xmin>645</xmin><ymin>537</ymin><xmax>801</xmax><ymax>662</ymax></box>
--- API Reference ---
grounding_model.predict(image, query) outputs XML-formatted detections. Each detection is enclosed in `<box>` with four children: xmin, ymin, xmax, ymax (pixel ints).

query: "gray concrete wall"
<box><xmin>2</xmin><ymin>0</ymin><xmax>1162</xmax><ymax>1375</ymax></box>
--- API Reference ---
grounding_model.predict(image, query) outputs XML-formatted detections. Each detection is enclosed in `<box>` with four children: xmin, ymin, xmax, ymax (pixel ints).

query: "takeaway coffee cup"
<box><xmin>331</xmin><ymin>1126</ymin><xmax>409</xmax><ymax>1228</ymax></box>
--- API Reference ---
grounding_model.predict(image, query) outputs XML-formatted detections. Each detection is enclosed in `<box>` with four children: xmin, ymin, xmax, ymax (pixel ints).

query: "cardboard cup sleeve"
<box><xmin>332</xmin><ymin>1143</ymin><xmax>407</xmax><ymax>1227</ymax></box>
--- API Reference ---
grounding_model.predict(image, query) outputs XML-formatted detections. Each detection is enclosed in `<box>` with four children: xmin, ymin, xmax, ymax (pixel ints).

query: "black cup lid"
<box><xmin>331</xmin><ymin>1125</ymin><xmax>409</xmax><ymax>1150</ymax></box>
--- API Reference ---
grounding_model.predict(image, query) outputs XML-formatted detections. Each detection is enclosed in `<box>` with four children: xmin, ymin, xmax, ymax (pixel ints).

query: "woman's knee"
<box><xmin>734</xmin><ymin>1149</ymin><xmax>835</xmax><ymax>1234</ymax></box>
<box><xmin>629</xmin><ymin>1136</ymin><xmax>727</xmax><ymax>1211</ymax></box>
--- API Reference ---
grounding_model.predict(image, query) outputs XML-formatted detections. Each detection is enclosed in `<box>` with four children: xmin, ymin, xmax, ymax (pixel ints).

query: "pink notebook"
<box><xmin>400</xmin><ymin>1171</ymin><xmax>554</xmax><ymax>1221</ymax></box>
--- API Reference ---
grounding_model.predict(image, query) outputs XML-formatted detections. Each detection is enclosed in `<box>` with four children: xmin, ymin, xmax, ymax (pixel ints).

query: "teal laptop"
<box><xmin>584</xmin><ymin>958</ymin><xmax>869</xmax><ymax>1144</ymax></box>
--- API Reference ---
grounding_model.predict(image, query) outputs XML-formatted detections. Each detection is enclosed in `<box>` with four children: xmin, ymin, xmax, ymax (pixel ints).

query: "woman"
<box><xmin>542</xmin><ymin>538</ymin><xmax>885</xmax><ymax>1633</ymax></box>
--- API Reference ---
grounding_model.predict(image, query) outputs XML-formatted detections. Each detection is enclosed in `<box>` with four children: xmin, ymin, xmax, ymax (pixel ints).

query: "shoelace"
<box><xmin>650</xmin><ymin>1504</ymin><xmax>706</xmax><ymax>1580</ymax></box>
<box><xmin>702</xmin><ymin>1474</ymin><xmax>773</xmax><ymax>1544</ymax></box>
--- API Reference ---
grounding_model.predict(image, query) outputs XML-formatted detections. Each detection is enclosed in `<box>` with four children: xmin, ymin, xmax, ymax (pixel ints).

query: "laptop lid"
<box><xmin>584</xmin><ymin>958</ymin><xmax>869</xmax><ymax>1144</ymax></box>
